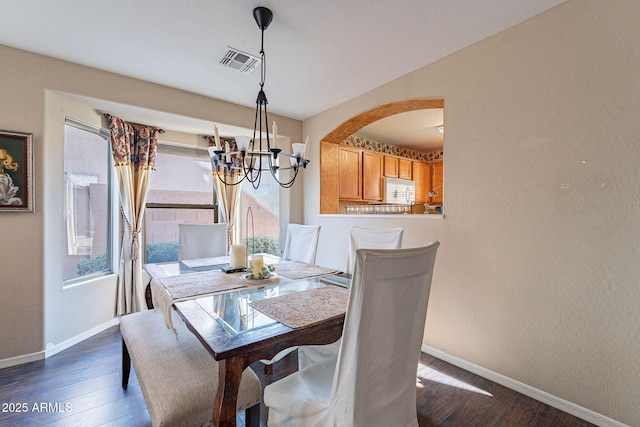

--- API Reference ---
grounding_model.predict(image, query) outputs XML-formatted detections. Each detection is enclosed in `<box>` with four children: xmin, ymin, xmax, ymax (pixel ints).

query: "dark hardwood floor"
<box><xmin>0</xmin><ymin>326</ymin><xmax>595</xmax><ymax>427</ymax></box>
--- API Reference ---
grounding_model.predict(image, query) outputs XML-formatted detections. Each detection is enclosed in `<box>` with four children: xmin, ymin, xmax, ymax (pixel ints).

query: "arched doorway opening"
<box><xmin>320</xmin><ymin>98</ymin><xmax>444</xmax><ymax>214</ymax></box>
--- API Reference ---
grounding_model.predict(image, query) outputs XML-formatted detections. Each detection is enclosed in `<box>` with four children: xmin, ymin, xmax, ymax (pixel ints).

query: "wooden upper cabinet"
<box><xmin>362</xmin><ymin>151</ymin><xmax>383</xmax><ymax>201</ymax></box>
<box><xmin>413</xmin><ymin>161</ymin><xmax>432</xmax><ymax>204</ymax></box>
<box><xmin>398</xmin><ymin>158</ymin><xmax>412</xmax><ymax>180</ymax></box>
<box><xmin>337</xmin><ymin>147</ymin><xmax>417</xmax><ymax>204</ymax></box>
<box><xmin>338</xmin><ymin>146</ymin><xmax>362</xmax><ymax>200</ymax></box>
<box><xmin>429</xmin><ymin>162</ymin><xmax>444</xmax><ymax>204</ymax></box>
<box><xmin>385</xmin><ymin>155</ymin><xmax>412</xmax><ymax>179</ymax></box>
<box><xmin>384</xmin><ymin>156</ymin><xmax>398</xmax><ymax>178</ymax></box>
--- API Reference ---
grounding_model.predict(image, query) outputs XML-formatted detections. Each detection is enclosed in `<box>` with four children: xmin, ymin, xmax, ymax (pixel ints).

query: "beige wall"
<box><xmin>304</xmin><ymin>1</ymin><xmax>639</xmax><ymax>425</ymax></box>
<box><xmin>0</xmin><ymin>44</ymin><xmax>302</xmax><ymax>361</ymax></box>
<box><xmin>1</xmin><ymin>0</ymin><xmax>637</xmax><ymax>424</ymax></box>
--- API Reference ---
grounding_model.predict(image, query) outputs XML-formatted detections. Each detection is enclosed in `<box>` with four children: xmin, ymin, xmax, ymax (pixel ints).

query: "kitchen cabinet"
<box><xmin>413</xmin><ymin>161</ymin><xmax>432</xmax><ymax>204</ymax></box>
<box><xmin>362</xmin><ymin>151</ymin><xmax>383</xmax><ymax>201</ymax></box>
<box><xmin>429</xmin><ymin>162</ymin><xmax>443</xmax><ymax>204</ymax></box>
<box><xmin>338</xmin><ymin>146</ymin><xmax>362</xmax><ymax>200</ymax></box>
<box><xmin>337</xmin><ymin>146</ymin><xmax>418</xmax><ymax>205</ymax></box>
<box><xmin>398</xmin><ymin>158</ymin><xmax>412</xmax><ymax>180</ymax></box>
<box><xmin>384</xmin><ymin>156</ymin><xmax>398</xmax><ymax>178</ymax></box>
<box><xmin>414</xmin><ymin>161</ymin><xmax>443</xmax><ymax>205</ymax></box>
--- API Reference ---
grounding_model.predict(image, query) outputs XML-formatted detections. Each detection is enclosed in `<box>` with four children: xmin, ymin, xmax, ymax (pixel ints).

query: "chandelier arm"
<box><xmin>249</xmin><ymin>164</ymin><xmax>262</xmax><ymax>189</ymax></box>
<box><xmin>214</xmin><ymin>170</ymin><xmax>245</xmax><ymax>186</ymax></box>
<box><xmin>269</xmin><ymin>163</ymin><xmax>299</xmax><ymax>188</ymax></box>
<box><xmin>263</xmin><ymin>97</ymin><xmax>270</xmax><ymax>150</ymax></box>
<box><xmin>253</xmin><ymin>93</ymin><xmax>261</xmax><ymax>152</ymax></box>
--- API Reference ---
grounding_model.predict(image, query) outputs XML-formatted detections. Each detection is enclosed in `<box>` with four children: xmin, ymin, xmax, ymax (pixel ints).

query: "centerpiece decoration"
<box><xmin>245</xmin><ymin>254</ymin><xmax>277</xmax><ymax>280</ymax></box>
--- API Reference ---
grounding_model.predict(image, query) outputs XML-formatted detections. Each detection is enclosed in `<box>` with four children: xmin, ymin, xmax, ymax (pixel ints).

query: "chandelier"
<box><xmin>208</xmin><ymin>6</ymin><xmax>309</xmax><ymax>189</ymax></box>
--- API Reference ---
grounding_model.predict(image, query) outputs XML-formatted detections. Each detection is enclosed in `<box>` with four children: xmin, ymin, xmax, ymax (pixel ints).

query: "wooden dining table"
<box><xmin>144</xmin><ymin>256</ymin><xmax>350</xmax><ymax>427</ymax></box>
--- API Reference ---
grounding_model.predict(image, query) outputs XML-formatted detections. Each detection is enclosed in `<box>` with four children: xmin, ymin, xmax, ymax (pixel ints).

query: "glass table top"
<box><xmin>193</xmin><ymin>278</ymin><xmax>345</xmax><ymax>336</ymax></box>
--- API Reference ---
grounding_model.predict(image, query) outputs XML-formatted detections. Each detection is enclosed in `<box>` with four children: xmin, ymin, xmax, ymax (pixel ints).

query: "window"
<box><xmin>145</xmin><ymin>144</ymin><xmax>215</xmax><ymax>263</ymax></box>
<box><xmin>240</xmin><ymin>173</ymin><xmax>280</xmax><ymax>256</ymax></box>
<box><xmin>63</xmin><ymin>120</ymin><xmax>112</xmax><ymax>281</ymax></box>
<box><xmin>145</xmin><ymin>142</ymin><xmax>281</xmax><ymax>262</ymax></box>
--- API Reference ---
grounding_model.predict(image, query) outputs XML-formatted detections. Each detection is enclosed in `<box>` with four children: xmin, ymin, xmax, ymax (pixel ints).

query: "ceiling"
<box><xmin>356</xmin><ymin>109</ymin><xmax>444</xmax><ymax>152</ymax></box>
<box><xmin>0</xmin><ymin>0</ymin><xmax>565</xmax><ymax>145</ymax></box>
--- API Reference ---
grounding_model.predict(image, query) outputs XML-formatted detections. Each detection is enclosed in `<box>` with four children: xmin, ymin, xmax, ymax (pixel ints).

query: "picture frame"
<box><xmin>0</xmin><ymin>129</ymin><xmax>34</xmax><ymax>212</ymax></box>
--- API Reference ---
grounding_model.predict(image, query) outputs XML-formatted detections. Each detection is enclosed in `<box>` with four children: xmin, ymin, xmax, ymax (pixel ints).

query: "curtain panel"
<box><xmin>207</xmin><ymin>136</ymin><xmax>243</xmax><ymax>250</ymax></box>
<box><xmin>110</xmin><ymin>116</ymin><xmax>161</xmax><ymax>315</ymax></box>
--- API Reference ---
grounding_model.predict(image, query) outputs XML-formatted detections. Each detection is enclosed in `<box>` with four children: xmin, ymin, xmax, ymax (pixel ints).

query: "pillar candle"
<box><xmin>229</xmin><ymin>244</ymin><xmax>247</xmax><ymax>269</ymax></box>
<box><xmin>251</xmin><ymin>254</ymin><xmax>264</xmax><ymax>272</ymax></box>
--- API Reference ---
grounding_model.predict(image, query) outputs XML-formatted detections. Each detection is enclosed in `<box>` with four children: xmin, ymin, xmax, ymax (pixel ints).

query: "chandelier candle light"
<box><xmin>208</xmin><ymin>6</ymin><xmax>310</xmax><ymax>189</ymax></box>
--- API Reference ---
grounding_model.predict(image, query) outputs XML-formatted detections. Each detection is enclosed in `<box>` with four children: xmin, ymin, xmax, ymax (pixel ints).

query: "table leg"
<box><xmin>212</xmin><ymin>357</ymin><xmax>245</xmax><ymax>427</ymax></box>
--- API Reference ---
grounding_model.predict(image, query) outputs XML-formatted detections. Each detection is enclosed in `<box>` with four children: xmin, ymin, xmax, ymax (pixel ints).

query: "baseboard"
<box><xmin>0</xmin><ymin>350</ymin><xmax>45</xmax><ymax>369</ymax></box>
<box><xmin>0</xmin><ymin>318</ymin><xmax>121</xmax><ymax>369</ymax></box>
<box><xmin>422</xmin><ymin>345</ymin><xmax>629</xmax><ymax>427</ymax></box>
<box><xmin>44</xmin><ymin>317</ymin><xmax>120</xmax><ymax>358</ymax></box>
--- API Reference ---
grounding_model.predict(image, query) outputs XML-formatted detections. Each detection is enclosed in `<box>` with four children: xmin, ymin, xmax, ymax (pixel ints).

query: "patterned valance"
<box><xmin>342</xmin><ymin>135</ymin><xmax>443</xmax><ymax>162</ymax></box>
<box><xmin>107</xmin><ymin>115</ymin><xmax>162</xmax><ymax>168</ymax></box>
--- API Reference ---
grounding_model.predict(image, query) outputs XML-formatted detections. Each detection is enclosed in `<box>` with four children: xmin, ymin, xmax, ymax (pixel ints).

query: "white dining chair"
<box><xmin>261</xmin><ymin>223</ymin><xmax>322</xmax><ymax>374</ymax></box>
<box><xmin>178</xmin><ymin>223</ymin><xmax>228</xmax><ymax>260</ymax></box>
<box><xmin>297</xmin><ymin>226</ymin><xmax>404</xmax><ymax>370</ymax></box>
<box><xmin>282</xmin><ymin>223</ymin><xmax>321</xmax><ymax>263</ymax></box>
<box><xmin>264</xmin><ymin>242</ymin><xmax>440</xmax><ymax>427</ymax></box>
<box><xmin>345</xmin><ymin>226</ymin><xmax>404</xmax><ymax>274</ymax></box>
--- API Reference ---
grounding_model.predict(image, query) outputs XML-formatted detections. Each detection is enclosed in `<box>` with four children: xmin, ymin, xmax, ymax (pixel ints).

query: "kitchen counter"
<box><xmin>319</xmin><ymin>213</ymin><xmax>444</xmax><ymax>219</ymax></box>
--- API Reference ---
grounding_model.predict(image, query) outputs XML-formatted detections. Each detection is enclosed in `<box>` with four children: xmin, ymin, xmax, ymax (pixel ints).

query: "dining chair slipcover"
<box><xmin>261</xmin><ymin>223</ymin><xmax>322</xmax><ymax>370</ymax></box>
<box><xmin>264</xmin><ymin>242</ymin><xmax>440</xmax><ymax>427</ymax></box>
<box><xmin>297</xmin><ymin>226</ymin><xmax>404</xmax><ymax>370</ymax></box>
<box><xmin>345</xmin><ymin>226</ymin><xmax>404</xmax><ymax>274</ymax></box>
<box><xmin>282</xmin><ymin>224</ymin><xmax>321</xmax><ymax>263</ymax></box>
<box><xmin>178</xmin><ymin>223</ymin><xmax>227</xmax><ymax>260</ymax></box>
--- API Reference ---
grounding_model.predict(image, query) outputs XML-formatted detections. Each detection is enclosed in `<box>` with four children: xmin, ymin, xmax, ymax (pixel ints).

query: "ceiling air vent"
<box><xmin>216</xmin><ymin>47</ymin><xmax>260</xmax><ymax>74</ymax></box>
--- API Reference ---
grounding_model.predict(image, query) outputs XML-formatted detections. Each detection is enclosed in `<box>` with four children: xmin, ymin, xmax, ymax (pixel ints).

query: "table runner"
<box><xmin>275</xmin><ymin>261</ymin><xmax>339</xmax><ymax>280</ymax></box>
<box><xmin>250</xmin><ymin>285</ymin><xmax>349</xmax><ymax>329</ymax></box>
<box><xmin>151</xmin><ymin>270</ymin><xmax>248</xmax><ymax>337</ymax></box>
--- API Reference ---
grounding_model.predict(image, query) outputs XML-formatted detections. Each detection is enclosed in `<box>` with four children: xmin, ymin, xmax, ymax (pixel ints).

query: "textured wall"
<box><xmin>0</xmin><ymin>44</ymin><xmax>302</xmax><ymax>360</ymax></box>
<box><xmin>304</xmin><ymin>1</ymin><xmax>640</xmax><ymax>425</ymax></box>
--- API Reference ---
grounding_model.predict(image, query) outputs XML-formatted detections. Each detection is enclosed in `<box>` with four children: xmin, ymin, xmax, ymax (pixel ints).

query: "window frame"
<box><xmin>62</xmin><ymin>117</ymin><xmax>115</xmax><ymax>286</ymax></box>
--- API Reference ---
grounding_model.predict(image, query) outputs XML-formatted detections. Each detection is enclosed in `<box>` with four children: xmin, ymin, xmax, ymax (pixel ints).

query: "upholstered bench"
<box><xmin>120</xmin><ymin>309</ymin><xmax>261</xmax><ymax>427</ymax></box>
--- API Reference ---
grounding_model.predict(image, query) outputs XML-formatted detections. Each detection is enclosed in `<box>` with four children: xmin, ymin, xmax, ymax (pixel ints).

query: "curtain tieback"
<box><xmin>120</xmin><ymin>206</ymin><xmax>139</xmax><ymax>260</ymax></box>
<box><xmin>131</xmin><ymin>231</ymin><xmax>140</xmax><ymax>260</ymax></box>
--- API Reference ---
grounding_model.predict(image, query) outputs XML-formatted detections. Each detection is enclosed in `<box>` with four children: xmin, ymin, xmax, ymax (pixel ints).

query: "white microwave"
<box><xmin>383</xmin><ymin>177</ymin><xmax>415</xmax><ymax>205</ymax></box>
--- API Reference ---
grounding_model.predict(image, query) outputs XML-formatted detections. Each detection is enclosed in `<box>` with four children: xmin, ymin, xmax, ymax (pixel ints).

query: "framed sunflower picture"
<box><xmin>0</xmin><ymin>129</ymin><xmax>33</xmax><ymax>212</ymax></box>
